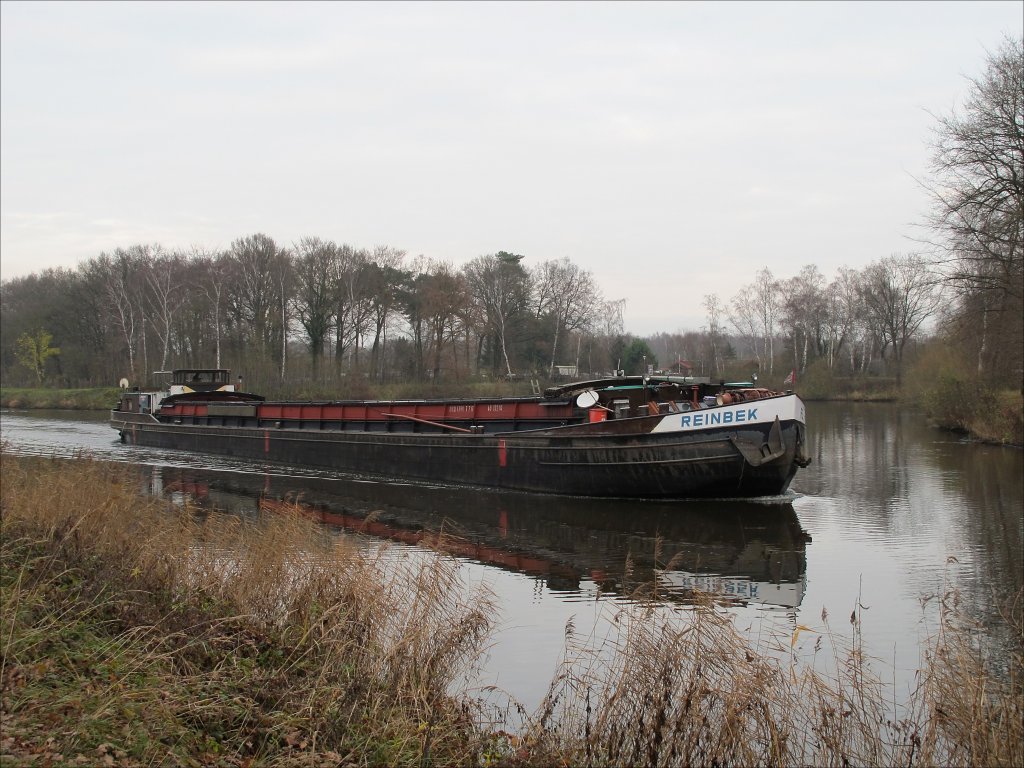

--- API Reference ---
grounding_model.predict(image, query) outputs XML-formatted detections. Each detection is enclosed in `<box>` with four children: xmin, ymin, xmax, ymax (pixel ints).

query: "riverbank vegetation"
<box><xmin>0</xmin><ymin>386</ymin><xmax>120</xmax><ymax>410</ymax></box>
<box><xmin>904</xmin><ymin>343</ymin><xmax>1024</xmax><ymax>446</ymax></box>
<box><xmin>3</xmin><ymin>452</ymin><xmax>1023</xmax><ymax>766</ymax></box>
<box><xmin>1</xmin><ymin>453</ymin><xmax>495</xmax><ymax>766</ymax></box>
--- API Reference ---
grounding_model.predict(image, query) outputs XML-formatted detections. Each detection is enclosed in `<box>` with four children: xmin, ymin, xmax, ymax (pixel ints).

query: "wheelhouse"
<box><xmin>170</xmin><ymin>369</ymin><xmax>233</xmax><ymax>393</ymax></box>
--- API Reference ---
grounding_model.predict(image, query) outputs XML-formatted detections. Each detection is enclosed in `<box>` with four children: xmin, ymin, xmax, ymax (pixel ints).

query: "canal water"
<box><xmin>1</xmin><ymin>403</ymin><xmax>1021</xmax><ymax>717</ymax></box>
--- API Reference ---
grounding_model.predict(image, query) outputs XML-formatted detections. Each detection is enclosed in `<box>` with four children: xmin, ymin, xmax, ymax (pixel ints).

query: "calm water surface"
<box><xmin>2</xmin><ymin>403</ymin><xmax>1021</xmax><ymax>713</ymax></box>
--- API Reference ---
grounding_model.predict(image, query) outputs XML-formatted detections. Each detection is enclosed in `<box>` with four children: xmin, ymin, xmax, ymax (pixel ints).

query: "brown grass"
<box><xmin>505</xmin><ymin>587</ymin><xmax>1023</xmax><ymax>767</ymax></box>
<box><xmin>495</xmin><ymin>593</ymin><xmax>1015</xmax><ymax>765</ymax></box>
<box><xmin>1</xmin><ymin>452</ymin><xmax>496</xmax><ymax>766</ymax></box>
<box><xmin>2</xmin><ymin>450</ymin><xmax>1021</xmax><ymax>767</ymax></box>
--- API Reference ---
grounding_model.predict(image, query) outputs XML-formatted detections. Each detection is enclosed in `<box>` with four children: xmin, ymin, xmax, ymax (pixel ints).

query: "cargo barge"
<box><xmin>110</xmin><ymin>369</ymin><xmax>811</xmax><ymax>499</ymax></box>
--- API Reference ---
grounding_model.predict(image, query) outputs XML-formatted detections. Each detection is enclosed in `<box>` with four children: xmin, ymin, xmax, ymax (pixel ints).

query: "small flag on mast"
<box><xmin>784</xmin><ymin>369</ymin><xmax>795</xmax><ymax>386</ymax></box>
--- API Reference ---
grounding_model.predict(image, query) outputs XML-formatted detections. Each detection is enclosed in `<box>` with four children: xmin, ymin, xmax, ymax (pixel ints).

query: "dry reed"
<box><xmin>1</xmin><ymin>452</ymin><xmax>495</xmax><ymax>766</ymax></box>
<box><xmin>509</xmin><ymin>584</ymin><xmax>1022</xmax><ymax>767</ymax></box>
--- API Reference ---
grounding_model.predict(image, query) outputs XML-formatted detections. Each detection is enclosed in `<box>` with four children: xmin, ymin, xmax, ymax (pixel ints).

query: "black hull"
<box><xmin>112</xmin><ymin>413</ymin><xmax>805</xmax><ymax>499</ymax></box>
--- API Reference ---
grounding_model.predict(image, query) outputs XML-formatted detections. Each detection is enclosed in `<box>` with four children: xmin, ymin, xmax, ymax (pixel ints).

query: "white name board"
<box><xmin>650</xmin><ymin>394</ymin><xmax>805</xmax><ymax>434</ymax></box>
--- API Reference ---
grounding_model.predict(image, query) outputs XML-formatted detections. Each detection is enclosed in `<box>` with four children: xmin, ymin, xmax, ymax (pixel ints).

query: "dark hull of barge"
<box><xmin>110</xmin><ymin>407</ymin><xmax>806</xmax><ymax>499</ymax></box>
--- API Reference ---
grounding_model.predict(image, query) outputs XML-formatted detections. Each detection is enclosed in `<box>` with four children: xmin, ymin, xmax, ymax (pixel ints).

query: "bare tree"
<box><xmin>142</xmin><ymin>249</ymin><xmax>187</xmax><ymax>372</ymax></box>
<box><xmin>194</xmin><ymin>250</ymin><xmax>230</xmax><ymax>369</ymax></box>
<box><xmin>169</xmin><ymin>252</ymin><xmax>215</xmax><ymax>369</ymax></box>
<box><xmin>753</xmin><ymin>268</ymin><xmax>780</xmax><ymax>375</ymax></box>
<box><xmin>420</xmin><ymin>261</ymin><xmax>467</xmax><ymax>381</ymax></box>
<box><xmin>66</xmin><ymin>261</ymin><xmax>117</xmax><ymax>383</ymax></box>
<box><xmin>367</xmin><ymin>245</ymin><xmax>407</xmax><ymax>382</ymax></box>
<box><xmin>590</xmin><ymin>298</ymin><xmax>626</xmax><ymax>374</ymax></box>
<box><xmin>532</xmin><ymin>257</ymin><xmax>602</xmax><ymax>378</ymax></box>
<box><xmin>331</xmin><ymin>245</ymin><xmax>374</xmax><ymax>372</ymax></box>
<box><xmin>464</xmin><ymin>252</ymin><xmax>531</xmax><ymax>377</ymax></box>
<box><xmin>779</xmin><ymin>265</ymin><xmax>827</xmax><ymax>374</ymax></box>
<box><xmin>728</xmin><ymin>269</ymin><xmax>782</xmax><ymax>376</ymax></box>
<box><xmin>99</xmin><ymin>247</ymin><xmax>149</xmax><ymax>380</ymax></box>
<box><xmin>860</xmin><ymin>253</ymin><xmax>942</xmax><ymax>381</ymax></box>
<box><xmin>822</xmin><ymin>266</ymin><xmax>862</xmax><ymax>371</ymax></box>
<box><xmin>703</xmin><ymin>294</ymin><xmax>726</xmax><ymax>378</ymax></box>
<box><xmin>220</xmin><ymin>233</ymin><xmax>293</xmax><ymax>389</ymax></box>
<box><xmin>277</xmin><ymin>251</ymin><xmax>292</xmax><ymax>381</ymax></box>
<box><xmin>927</xmin><ymin>36</ymin><xmax>1023</xmax><ymax>301</ymax></box>
<box><xmin>729</xmin><ymin>284</ymin><xmax>763</xmax><ymax>373</ymax></box>
<box><xmin>400</xmin><ymin>258</ymin><xmax>427</xmax><ymax>380</ymax></box>
<box><xmin>924</xmin><ymin>36</ymin><xmax>1023</xmax><ymax>387</ymax></box>
<box><xmin>293</xmin><ymin>237</ymin><xmax>338</xmax><ymax>378</ymax></box>
<box><xmin>227</xmin><ymin>234</ymin><xmax>283</xmax><ymax>357</ymax></box>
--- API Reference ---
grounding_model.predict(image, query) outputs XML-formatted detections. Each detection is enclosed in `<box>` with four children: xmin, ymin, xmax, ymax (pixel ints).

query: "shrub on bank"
<box><xmin>794</xmin><ymin>359</ymin><xmax>898</xmax><ymax>401</ymax></box>
<box><xmin>903</xmin><ymin>344</ymin><xmax>1024</xmax><ymax>446</ymax></box>
<box><xmin>946</xmin><ymin>385</ymin><xmax>1024</xmax><ymax>446</ymax></box>
<box><xmin>971</xmin><ymin>389</ymin><xmax>1024</xmax><ymax>445</ymax></box>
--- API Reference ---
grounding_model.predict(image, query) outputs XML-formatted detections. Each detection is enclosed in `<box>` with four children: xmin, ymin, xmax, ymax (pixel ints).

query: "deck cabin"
<box><xmin>117</xmin><ymin>369</ymin><xmax>236</xmax><ymax>415</ymax></box>
<box><xmin>167</xmin><ymin>369</ymin><xmax>235</xmax><ymax>395</ymax></box>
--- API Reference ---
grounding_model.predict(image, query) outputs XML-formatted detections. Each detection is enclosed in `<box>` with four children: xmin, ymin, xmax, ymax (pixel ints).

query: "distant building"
<box><xmin>665</xmin><ymin>359</ymin><xmax>694</xmax><ymax>375</ymax></box>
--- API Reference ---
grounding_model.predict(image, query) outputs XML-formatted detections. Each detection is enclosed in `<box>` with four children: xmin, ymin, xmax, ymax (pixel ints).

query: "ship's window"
<box><xmin>174</xmin><ymin>369</ymin><xmax>229</xmax><ymax>385</ymax></box>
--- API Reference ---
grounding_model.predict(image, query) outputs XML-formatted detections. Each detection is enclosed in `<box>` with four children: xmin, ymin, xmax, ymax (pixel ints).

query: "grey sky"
<box><xmin>1</xmin><ymin>1</ymin><xmax>1019</xmax><ymax>334</ymax></box>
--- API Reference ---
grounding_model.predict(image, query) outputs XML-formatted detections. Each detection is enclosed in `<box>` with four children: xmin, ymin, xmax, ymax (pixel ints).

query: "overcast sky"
<box><xmin>1</xmin><ymin>1</ymin><xmax>1019</xmax><ymax>334</ymax></box>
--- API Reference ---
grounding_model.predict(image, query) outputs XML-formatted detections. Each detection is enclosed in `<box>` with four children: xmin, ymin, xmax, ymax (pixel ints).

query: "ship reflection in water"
<box><xmin>146</xmin><ymin>465</ymin><xmax>810</xmax><ymax>610</ymax></box>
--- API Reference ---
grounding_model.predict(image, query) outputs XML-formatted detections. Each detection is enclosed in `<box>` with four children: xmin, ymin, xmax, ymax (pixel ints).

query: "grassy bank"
<box><xmin>2</xmin><ymin>453</ymin><xmax>1022</xmax><ymax>766</ymax></box>
<box><xmin>0</xmin><ymin>387</ymin><xmax>120</xmax><ymax>410</ymax></box>
<box><xmin>794</xmin><ymin>357</ymin><xmax>1023</xmax><ymax>445</ymax></box>
<box><xmin>795</xmin><ymin>363</ymin><xmax>899</xmax><ymax>402</ymax></box>
<box><xmin>903</xmin><ymin>346</ymin><xmax>1024</xmax><ymax>446</ymax></box>
<box><xmin>1</xmin><ymin>454</ymin><xmax>494</xmax><ymax>766</ymax></box>
<box><xmin>923</xmin><ymin>384</ymin><xmax>1024</xmax><ymax>446</ymax></box>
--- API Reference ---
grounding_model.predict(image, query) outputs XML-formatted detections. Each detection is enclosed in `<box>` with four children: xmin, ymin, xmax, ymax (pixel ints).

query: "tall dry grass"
<box><xmin>1</xmin><ymin>452</ymin><xmax>496</xmax><ymax>765</ymax></box>
<box><xmin>508</xmin><ymin>590</ymin><xmax>1023</xmax><ymax>767</ymax></box>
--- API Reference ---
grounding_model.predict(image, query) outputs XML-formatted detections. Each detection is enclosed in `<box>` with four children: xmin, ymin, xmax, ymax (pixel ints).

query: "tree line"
<box><xmin>1</xmin><ymin>241</ymin><xmax>996</xmax><ymax>394</ymax></box>
<box><xmin>645</xmin><ymin>253</ymin><xmax>949</xmax><ymax>387</ymax></box>
<box><xmin>0</xmin><ymin>240</ymin><xmax>625</xmax><ymax>392</ymax></box>
<box><xmin>2</xmin><ymin>39</ymin><xmax>1019</xmax><ymax>396</ymax></box>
